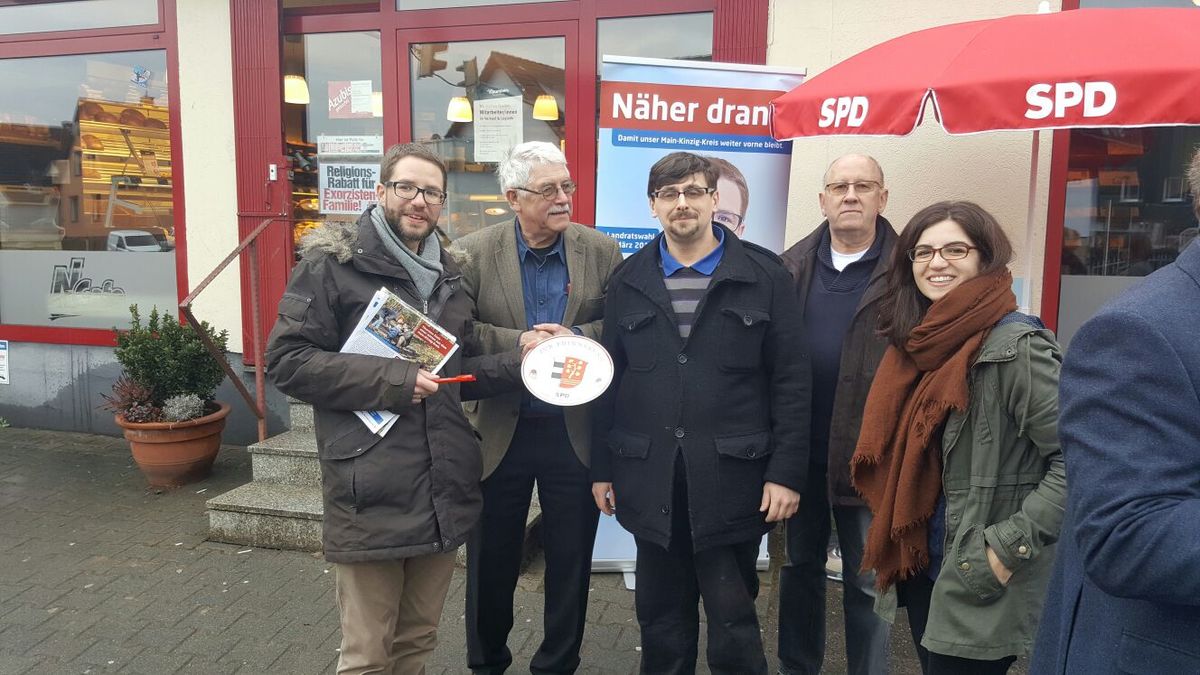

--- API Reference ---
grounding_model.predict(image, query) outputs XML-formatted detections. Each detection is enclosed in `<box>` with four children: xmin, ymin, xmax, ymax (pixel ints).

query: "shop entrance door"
<box><xmin>398</xmin><ymin>22</ymin><xmax>576</xmax><ymax>242</ymax></box>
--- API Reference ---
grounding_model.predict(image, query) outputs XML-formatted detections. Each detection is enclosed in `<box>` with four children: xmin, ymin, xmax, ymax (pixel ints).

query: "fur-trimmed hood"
<box><xmin>297</xmin><ymin>206</ymin><xmax>468</xmax><ymax>266</ymax></box>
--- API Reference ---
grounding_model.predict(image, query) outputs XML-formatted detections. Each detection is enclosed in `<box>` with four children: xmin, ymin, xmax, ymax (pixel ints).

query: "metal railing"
<box><xmin>180</xmin><ymin>216</ymin><xmax>288</xmax><ymax>443</ymax></box>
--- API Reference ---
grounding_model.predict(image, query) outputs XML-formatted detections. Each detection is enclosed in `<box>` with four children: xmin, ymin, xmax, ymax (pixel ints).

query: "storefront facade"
<box><xmin>1</xmin><ymin>0</ymin><xmax>1195</xmax><ymax>435</ymax></box>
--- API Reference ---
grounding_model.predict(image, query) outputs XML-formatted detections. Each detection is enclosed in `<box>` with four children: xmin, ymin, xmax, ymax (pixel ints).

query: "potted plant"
<box><xmin>102</xmin><ymin>305</ymin><xmax>231</xmax><ymax>488</ymax></box>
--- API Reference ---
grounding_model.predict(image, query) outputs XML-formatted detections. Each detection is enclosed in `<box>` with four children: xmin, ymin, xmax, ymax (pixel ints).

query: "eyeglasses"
<box><xmin>651</xmin><ymin>186</ymin><xmax>715</xmax><ymax>202</ymax></box>
<box><xmin>385</xmin><ymin>181</ymin><xmax>447</xmax><ymax>205</ymax></box>
<box><xmin>824</xmin><ymin>180</ymin><xmax>882</xmax><ymax>197</ymax></box>
<box><xmin>713</xmin><ymin>209</ymin><xmax>744</xmax><ymax>230</ymax></box>
<box><xmin>908</xmin><ymin>243</ymin><xmax>977</xmax><ymax>263</ymax></box>
<box><xmin>514</xmin><ymin>181</ymin><xmax>578</xmax><ymax>201</ymax></box>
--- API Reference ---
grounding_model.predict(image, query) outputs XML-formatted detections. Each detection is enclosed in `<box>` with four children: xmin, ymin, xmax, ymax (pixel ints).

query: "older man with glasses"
<box><xmin>777</xmin><ymin>153</ymin><xmax>898</xmax><ymax>675</ymax></box>
<box><xmin>451</xmin><ymin>141</ymin><xmax>622</xmax><ymax>675</ymax></box>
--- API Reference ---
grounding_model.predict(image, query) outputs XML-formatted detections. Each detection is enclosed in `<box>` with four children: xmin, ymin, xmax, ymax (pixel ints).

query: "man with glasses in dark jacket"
<box><xmin>267</xmin><ymin>143</ymin><xmax>521</xmax><ymax>675</ymax></box>
<box><xmin>592</xmin><ymin>151</ymin><xmax>809</xmax><ymax>674</ymax></box>
<box><xmin>777</xmin><ymin>153</ymin><xmax>897</xmax><ymax>675</ymax></box>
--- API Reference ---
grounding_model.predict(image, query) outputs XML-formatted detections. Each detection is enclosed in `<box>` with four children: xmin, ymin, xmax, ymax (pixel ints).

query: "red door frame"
<box><xmin>0</xmin><ymin>0</ymin><xmax>186</xmax><ymax>347</ymax></box>
<box><xmin>1038</xmin><ymin>0</ymin><xmax>1083</xmax><ymax>332</ymax></box>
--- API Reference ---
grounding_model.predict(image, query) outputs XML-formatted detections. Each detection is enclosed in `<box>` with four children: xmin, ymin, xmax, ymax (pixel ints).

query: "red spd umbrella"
<box><xmin>770</xmin><ymin>8</ymin><xmax>1200</xmax><ymax>139</ymax></box>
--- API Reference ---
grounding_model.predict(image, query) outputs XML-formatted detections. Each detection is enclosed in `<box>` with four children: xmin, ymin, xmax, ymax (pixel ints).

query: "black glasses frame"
<box><xmin>384</xmin><ymin>181</ymin><xmax>448</xmax><ymax>205</ymax></box>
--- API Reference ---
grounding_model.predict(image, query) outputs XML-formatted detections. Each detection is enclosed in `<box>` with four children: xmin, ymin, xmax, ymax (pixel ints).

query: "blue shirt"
<box><xmin>515</xmin><ymin>219</ymin><xmax>570</xmax><ymax>416</ymax></box>
<box><xmin>659</xmin><ymin>224</ymin><xmax>725</xmax><ymax>277</ymax></box>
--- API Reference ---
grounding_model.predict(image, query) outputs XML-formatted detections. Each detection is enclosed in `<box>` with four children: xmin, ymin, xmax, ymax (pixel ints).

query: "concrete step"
<box><xmin>288</xmin><ymin>397</ymin><xmax>313</xmax><ymax>433</ymax></box>
<box><xmin>248</xmin><ymin>429</ymin><xmax>319</xmax><ymax>486</ymax></box>
<box><xmin>206</xmin><ymin>482</ymin><xmax>323</xmax><ymax>552</ymax></box>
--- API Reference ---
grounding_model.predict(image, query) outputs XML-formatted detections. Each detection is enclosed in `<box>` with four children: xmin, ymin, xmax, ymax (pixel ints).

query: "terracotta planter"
<box><xmin>115</xmin><ymin>401</ymin><xmax>231</xmax><ymax>488</ymax></box>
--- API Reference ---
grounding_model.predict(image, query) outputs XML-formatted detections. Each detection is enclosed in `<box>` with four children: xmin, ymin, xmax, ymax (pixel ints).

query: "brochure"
<box><xmin>342</xmin><ymin>287</ymin><xmax>459</xmax><ymax>435</ymax></box>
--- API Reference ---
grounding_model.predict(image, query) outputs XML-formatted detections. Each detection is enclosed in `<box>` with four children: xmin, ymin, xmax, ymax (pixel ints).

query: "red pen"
<box><xmin>431</xmin><ymin>374</ymin><xmax>476</xmax><ymax>384</ymax></box>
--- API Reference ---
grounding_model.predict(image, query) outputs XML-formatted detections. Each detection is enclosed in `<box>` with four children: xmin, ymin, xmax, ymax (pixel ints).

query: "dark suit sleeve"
<box><xmin>589</xmin><ymin>285</ymin><xmax>625</xmax><ymax>483</ymax></box>
<box><xmin>1063</xmin><ymin>309</ymin><xmax>1200</xmax><ymax>605</ymax></box>
<box><xmin>762</xmin><ymin>263</ymin><xmax>811</xmax><ymax>492</ymax></box>
<box><xmin>265</xmin><ymin>257</ymin><xmax>417</xmax><ymax>413</ymax></box>
<box><xmin>575</xmin><ymin>237</ymin><xmax>624</xmax><ymax>341</ymax></box>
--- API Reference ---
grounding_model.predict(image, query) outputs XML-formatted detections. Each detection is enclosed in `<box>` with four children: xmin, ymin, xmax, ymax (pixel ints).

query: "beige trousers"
<box><xmin>334</xmin><ymin>552</ymin><xmax>456</xmax><ymax>675</ymax></box>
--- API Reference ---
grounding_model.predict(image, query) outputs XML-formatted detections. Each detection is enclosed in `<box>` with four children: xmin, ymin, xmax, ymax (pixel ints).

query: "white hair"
<box><xmin>496</xmin><ymin>141</ymin><xmax>567</xmax><ymax>191</ymax></box>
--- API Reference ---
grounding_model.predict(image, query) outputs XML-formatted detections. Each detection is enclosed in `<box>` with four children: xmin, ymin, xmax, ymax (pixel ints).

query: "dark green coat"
<box><xmin>876</xmin><ymin>319</ymin><xmax>1067</xmax><ymax>660</ymax></box>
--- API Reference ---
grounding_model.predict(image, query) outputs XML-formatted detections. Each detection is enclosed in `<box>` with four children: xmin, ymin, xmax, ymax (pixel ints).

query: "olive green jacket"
<box><xmin>876</xmin><ymin>318</ymin><xmax>1067</xmax><ymax>660</ymax></box>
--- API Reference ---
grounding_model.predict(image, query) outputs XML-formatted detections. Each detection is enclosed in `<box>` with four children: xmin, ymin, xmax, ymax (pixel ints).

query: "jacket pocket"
<box><xmin>576</xmin><ymin>295</ymin><xmax>605</xmax><ymax>323</ymax></box>
<box><xmin>713</xmin><ymin>430</ymin><xmax>773</xmax><ymax>522</ymax></box>
<box><xmin>608</xmin><ymin>428</ymin><xmax>652</xmax><ymax>515</ymax></box>
<box><xmin>952</xmin><ymin>524</ymin><xmax>1007</xmax><ymax>602</ymax></box>
<box><xmin>1117</xmin><ymin>632</ymin><xmax>1200</xmax><ymax>674</ymax></box>
<box><xmin>719</xmin><ymin>307</ymin><xmax>770</xmax><ymax>372</ymax></box>
<box><xmin>316</xmin><ymin>410</ymin><xmax>385</xmax><ymax>460</ymax></box>
<box><xmin>609</xmin><ymin>428</ymin><xmax>651</xmax><ymax>460</ymax></box>
<box><xmin>618</xmin><ymin>311</ymin><xmax>658</xmax><ymax>372</ymax></box>
<box><xmin>279</xmin><ymin>292</ymin><xmax>311</xmax><ymax>321</ymax></box>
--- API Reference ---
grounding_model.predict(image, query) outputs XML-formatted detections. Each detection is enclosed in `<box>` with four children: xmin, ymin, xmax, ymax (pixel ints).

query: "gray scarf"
<box><xmin>371</xmin><ymin>205</ymin><xmax>444</xmax><ymax>301</ymax></box>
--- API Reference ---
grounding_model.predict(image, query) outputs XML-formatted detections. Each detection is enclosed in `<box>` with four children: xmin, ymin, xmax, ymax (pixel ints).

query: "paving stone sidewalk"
<box><xmin>0</xmin><ymin>427</ymin><xmax>1024</xmax><ymax>674</ymax></box>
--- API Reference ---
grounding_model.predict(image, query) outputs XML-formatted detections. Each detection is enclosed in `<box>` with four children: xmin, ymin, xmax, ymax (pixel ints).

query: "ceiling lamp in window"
<box><xmin>447</xmin><ymin>96</ymin><xmax>472</xmax><ymax>122</ymax></box>
<box><xmin>284</xmin><ymin>75</ymin><xmax>310</xmax><ymax>105</ymax></box>
<box><xmin>532</xmin><ymin>94</ymin><xmax>559</xmax><ymax>121</ymax></box>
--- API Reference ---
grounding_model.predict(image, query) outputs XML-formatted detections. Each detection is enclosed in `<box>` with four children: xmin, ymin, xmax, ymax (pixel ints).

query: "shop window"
<box><xmin>0</xmin><ymin>0</ymin><xmax>158</xmax><ymax>36</ymax></box>
<box><xmin>398</xmin><ymin>0</ymin><xmax>567</xmax><ymax>9</ymax></box>
<box><xmin>597</xmin><ymin>13</ymin><xmax>714</xmax><ymax>63</ymax></box>
<box><xmin>0</xmin><ymin>49</ymin><xmax>177</xmax><ymax>329</ymax></box>
<box><xmin>408</xmin><ymin>36</ymin><xmax>566</xmax><ymax>241</ymax></box>
<box><xmin>1056</xmin><ymin>126</ymin><xmax>1200</xmax><ymax>345</ymax></box>
<box><xmin>282</xmin><ymin>32</ymin><xmax>383</xmax><ymax>254</ymax></box>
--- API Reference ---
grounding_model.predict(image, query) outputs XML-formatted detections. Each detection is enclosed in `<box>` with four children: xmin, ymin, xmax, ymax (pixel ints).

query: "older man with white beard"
<box><xmin>452</xmin><ymin>141</ymin><xmax>622</xmax><ymax>674</ymax></box>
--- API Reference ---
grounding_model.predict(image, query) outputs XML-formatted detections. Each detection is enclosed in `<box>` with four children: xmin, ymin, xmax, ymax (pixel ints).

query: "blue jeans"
<box><xmin>778</xmin><ymin>465</ymin><xmax>890</xmax><ymax>675</ymax></box>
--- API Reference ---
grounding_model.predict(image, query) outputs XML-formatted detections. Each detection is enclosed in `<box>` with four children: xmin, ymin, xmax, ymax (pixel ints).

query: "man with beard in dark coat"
<box><xmin>591</xmin><ymin>151</ymin><xmax>809</xmax><ymax>674</ymax></box>
<box><xmin>267</xmin><ymin>143</ymin><xmax>522</xmax><ymax>675</ymax></box>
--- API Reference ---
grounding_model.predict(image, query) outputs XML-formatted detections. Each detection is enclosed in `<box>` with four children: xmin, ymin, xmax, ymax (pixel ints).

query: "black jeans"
<box><xmin>632</xmin><ymin>458</ymin><xmax>767</xmax><ymax>675</ymax></box>
<box><xmin>465</xmin><ymin>415</ymin><xmax>600</xmax><ymax>675</ymax></box>
<box><xmin>778</xmin><ymin>464</ymin><xmax>890</xmax><ymax>675</ymax></box>
<box><xmin>899</xmin><ymin>572</ymin><xmax>1017</xmax><ymax>675</ymax></box>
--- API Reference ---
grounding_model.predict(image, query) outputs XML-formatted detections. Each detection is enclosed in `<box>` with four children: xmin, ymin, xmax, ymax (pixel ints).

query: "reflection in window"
<box><xmin>283</xmin><ymin>32</ymin><xmax>383</xmax><ymax>253</ymax></box>
<box><xmin>0</xmin><ymin>0</ymin><xmax>157</xmax><ymax>36</ymax></box>
<box><xmin>0</xmin><ymin>50</ymin><xmax>178</xmax><ymax>329</ymax></box>
<box><xmin>399</xmin><ymin>0</ymin><xmax>567</xmax><ymax>9</ymax></box>
<box><xmin>1062</xmin><ymin>127</ymin><xmax>1199</xmax><ymax>277</ymax></box>
<box><xmin>409</xmin><ymin>37</ymin><xmax>566</xmax><ymax>241</ymax></box>
<box><xmin>597</xmin><ymin>13</ymin><xmax>714</xmax><ymax>63</ymax></box>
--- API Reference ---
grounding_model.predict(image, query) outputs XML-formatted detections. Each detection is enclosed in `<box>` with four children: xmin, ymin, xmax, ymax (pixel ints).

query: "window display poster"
<box><xmin>328</xmin><ymin>80</ymin><xmax>375</xmax><ymax>119</ymax></box>
<box><xmin>595</xmin><ymin>56</ymin><xmax>805</xmax><ymax>255</ymax></box>
<box><xmin>473</xmin><ymin>95</ymin><xmax>524</xmax><ymax>163</ymax></box>
<box><xmin>319</xmin><ymin>163</ymin><xmax>380</xmax><ymax>215</ymax></box>
<box><xmin>0</xmin><ymin>340</ymin><xmax>8</xmax><ymax>385</ymax></box>
<box><xmin>317</xmin><ymin>135</ymin><xmax>384</xmax><ymax>157</ymax></box>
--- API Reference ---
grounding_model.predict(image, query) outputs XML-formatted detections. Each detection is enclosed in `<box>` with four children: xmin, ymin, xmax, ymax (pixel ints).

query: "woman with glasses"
<box><xmin>850</xmin><ymin>201</ymin><xmax>1066</xmax><ymax>675</ymax></box>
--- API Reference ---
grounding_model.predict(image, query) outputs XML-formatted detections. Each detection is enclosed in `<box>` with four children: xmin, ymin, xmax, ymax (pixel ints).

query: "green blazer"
<box><xmin>451</xmin><ymin>220</ymin><xmax>623</xmax><ymax>479</ymax></box>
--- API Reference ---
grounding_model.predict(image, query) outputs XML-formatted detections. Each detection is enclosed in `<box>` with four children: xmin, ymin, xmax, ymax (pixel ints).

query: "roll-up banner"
<box><xmin>595</xmin><ymin>56</ymin><xmax>806</xmax><ymax>257</ymax></box>
<box><xmin>591</xmin><ymin>56</ymin><xmax>806</xmax><ymax>579</ymax></box>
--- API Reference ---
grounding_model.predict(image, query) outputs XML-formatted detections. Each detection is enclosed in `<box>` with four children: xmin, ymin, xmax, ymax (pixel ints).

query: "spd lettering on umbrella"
<box><xmin>818</xmin><ymin>96</ymin><xmax>869</xmax><ymax>128</ymax></box>
<box><xmin>1024</xmin><ymin>81</ymin><xmax>1116</xmax><ymax>120</ymax></box>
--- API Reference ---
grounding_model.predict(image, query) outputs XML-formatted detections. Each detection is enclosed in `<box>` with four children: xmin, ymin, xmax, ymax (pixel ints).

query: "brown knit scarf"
<box><xmin>851</xmin><ymin>269</ymin><xmax>1016</xmax><ymax>591</ymax></box>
